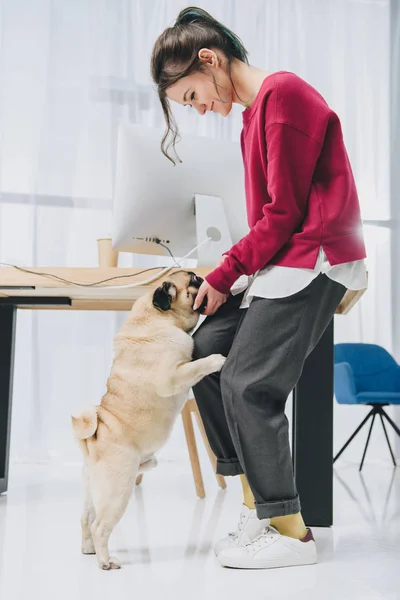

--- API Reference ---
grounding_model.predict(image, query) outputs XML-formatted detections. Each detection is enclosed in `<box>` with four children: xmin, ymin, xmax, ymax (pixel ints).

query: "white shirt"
<box><xmin>228</xmin><ymin>247</ymin><xmax>368</xmax><ymax>309</ymax></box>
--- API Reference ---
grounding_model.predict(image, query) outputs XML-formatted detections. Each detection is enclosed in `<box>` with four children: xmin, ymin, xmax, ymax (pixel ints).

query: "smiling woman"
<box><xmin>150</xmin><ymin>6</ymin><xmax>249</xmax><ymax>163</ymax></box>
<box><xmin>149</xmin><ymin>4</ymin><xmax>367</xmax><ymax>574</ymax></box>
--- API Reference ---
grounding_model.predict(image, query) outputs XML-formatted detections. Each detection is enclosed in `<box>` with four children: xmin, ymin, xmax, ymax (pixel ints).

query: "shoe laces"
<box><xmin>245</xmin><ymin>526</ymin><xmax>276</xmax><ymax>552</ymax></box>
<box><xmin>228</xmin><ymin>512</ymin><xmax>247</xmax><ymax>540</ymax></box>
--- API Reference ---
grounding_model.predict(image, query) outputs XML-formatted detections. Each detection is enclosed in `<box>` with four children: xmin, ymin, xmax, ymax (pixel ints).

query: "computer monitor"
<box><xmin>112</xmin><ymin>123</ymin><xmax>248</xmax><ymax>265</ymax></box>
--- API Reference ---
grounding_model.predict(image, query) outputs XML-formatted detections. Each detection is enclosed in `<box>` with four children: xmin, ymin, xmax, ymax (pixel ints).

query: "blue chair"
<box><xmin>334</xmin><ymin>343</ymin><xmax>400</xmax><ymax>471</ymax></box>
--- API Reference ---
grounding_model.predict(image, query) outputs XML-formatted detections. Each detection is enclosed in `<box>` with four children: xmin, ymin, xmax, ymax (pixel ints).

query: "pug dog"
<box><xmin>71</xmin><ymin>270</ymin><xmax>226</xmax><ymax>570</ymax></box>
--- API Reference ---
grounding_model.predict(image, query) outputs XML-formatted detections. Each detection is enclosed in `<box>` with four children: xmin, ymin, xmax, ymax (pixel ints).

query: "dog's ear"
<box><xmin>152</xmin><ymin>282</ymin><xmax>177</xmax><ymax>312</ymax></box>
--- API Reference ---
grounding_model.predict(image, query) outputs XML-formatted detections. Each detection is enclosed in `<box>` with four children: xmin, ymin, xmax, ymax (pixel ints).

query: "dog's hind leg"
<box><xmin>89</xmin><ymin>446</ymin><xmax>139</xmax><ymax>570</ymax></box>
<box><xmin>81</xmin><ymin>461</ymin><xmax>96</xmax><ymax>555</ymax></box>
<box><xmin>138</xmin><ymin>455</ymin><xmax>158</xmax><ymax>473</ymax></box>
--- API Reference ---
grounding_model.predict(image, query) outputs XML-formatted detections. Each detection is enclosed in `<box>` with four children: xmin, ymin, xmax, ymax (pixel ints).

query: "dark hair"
<box><xmin>150</xmin><ymin>6</ymin><xmax>249</xmax><ymax>164</ymax></box>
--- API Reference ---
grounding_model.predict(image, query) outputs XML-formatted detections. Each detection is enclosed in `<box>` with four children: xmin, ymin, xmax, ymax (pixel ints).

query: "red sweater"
<box><xmin>206</xmin><ymin>72</ymin><xmax>366</xmax><ymax>295</ymax></box>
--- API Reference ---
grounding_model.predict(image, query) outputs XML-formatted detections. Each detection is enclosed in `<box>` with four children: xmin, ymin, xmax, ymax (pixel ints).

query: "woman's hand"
<box><xmin>193</xmin><ymin>280</ymin><xmax>228</xmax><ymax>316</ymax></box>
<box><xmin>193</xmin><ymin>255</ymin><xmax>229</xmax><ymax>316</ymax></box>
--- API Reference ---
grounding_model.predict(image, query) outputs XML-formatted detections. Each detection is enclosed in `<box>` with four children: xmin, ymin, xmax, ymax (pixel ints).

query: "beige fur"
<box><xmin>71</xmin><ymin>271</ymin><xmax>225</xmax><ymax>570</ymax></box>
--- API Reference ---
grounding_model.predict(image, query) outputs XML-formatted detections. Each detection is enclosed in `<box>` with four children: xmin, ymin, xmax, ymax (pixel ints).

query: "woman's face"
<box><xmin>166</xmin><ymin>50</ymin><xmax>234</xmax><ymax>117</ymax></box>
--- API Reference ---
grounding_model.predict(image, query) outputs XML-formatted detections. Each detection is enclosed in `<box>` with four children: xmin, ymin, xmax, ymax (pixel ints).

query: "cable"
<box><xmin>0</xmin><ymin>236</ymin><xmax>212</xmax><ymax>289</ymax></box>
<box><xmin>100</xmin><ymin>236</ymin><xmax>211</xmax><ymax>289</ymax></box>
<box><xmin>0</xmin><ymin>263</ymin><xmax>168</xmax><ymax>287</ymax></box>
<box><xmin>155</xmin><ymin>239</ymin><xmax>181</xmax><ymax>268</ymax></box>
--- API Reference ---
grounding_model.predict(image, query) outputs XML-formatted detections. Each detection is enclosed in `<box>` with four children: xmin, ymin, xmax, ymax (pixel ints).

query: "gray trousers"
<box><xmin>192</xmin><ymin>273</ymin><xmax>346</xmax><ymax>520</ymax></box>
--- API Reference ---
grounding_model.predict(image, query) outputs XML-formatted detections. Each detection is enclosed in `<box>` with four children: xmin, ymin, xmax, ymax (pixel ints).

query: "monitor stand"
<box><xmin>194</xmin><ymin>194</ymin><xmax>233</xmax><ymax>266</ymax></box>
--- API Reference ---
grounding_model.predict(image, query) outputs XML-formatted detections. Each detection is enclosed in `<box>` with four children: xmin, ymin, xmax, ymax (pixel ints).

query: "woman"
<box><xmin>151</xmin><ymin>7</ymin><xmax>367</xmax><ymax>570</ymax></box>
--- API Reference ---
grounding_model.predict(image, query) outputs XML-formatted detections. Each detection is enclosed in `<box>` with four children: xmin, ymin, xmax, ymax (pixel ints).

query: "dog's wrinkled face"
<box><xmin>152</xmin><ymin>271</ymin><xmax>206</xmax><ymax>330</ymax></box>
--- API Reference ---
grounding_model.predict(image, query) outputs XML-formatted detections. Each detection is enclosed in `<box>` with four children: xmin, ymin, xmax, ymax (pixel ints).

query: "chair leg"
<box><xmin>381</xmin><ymin>411</ymin><xmax>400</xmax><ymax>438</ymax></box>
<box><xmin>379</xmin><ymin>412</ymin><xmax>397</xmax><ymax>467</ymax></box>
<box><xmin>359</xmin><ymin>412</ymin><xmax>376</xmax><ymax>471</ymax></box>
<box><xmin>181</xmin><ymin>402</ymin><xmax>206</xmax><ymax>499</ymax></box>
<box><xmin>190</xmin><ymin>400</ymin><xmax>227</xmax><ymax>490</ymax></box>
<box><xmin>333</xmin><ymin>408</ymin><xmax>375</xmax><ymax>463</ymax></box>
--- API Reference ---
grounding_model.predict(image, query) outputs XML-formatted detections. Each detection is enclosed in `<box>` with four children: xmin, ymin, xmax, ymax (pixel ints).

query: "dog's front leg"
<box><xmin>157</xmin><ymin>354</ymin><xmax>226</xmax><ymax>397</ymax></box>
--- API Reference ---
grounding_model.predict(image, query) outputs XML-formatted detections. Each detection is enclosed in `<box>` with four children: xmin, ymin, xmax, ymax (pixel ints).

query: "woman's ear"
<box><xmin>198</xmin><ymin>48</ymin><xmax>218</xmax><ymax>66</ymax></box>
<box><xmin>152</xmin><ymin>282</ymin><xmax>176</xmax><ymax>311</ymax></box>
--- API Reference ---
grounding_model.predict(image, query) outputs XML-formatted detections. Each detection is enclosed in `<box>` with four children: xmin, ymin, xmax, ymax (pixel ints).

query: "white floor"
<box><xmin>0</xmin><ymin>458</ymin><xmax>399</xmax><ymax>600</ymax></box>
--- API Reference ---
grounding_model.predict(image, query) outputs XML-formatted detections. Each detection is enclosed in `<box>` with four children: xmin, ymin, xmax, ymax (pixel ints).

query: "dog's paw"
<box><xmin>206</xmin><ymin>354</ymin><xmax>227</xmax><ymax>374</ymax></box>
<box><xmin>138</xmin><ymin>456</ymin><xmax>158</xmax><ymax>473</ymax></box>
<box><xmin>101</xmin><ymin>556</ymin><xmax>121</xmax><ymax>570</ymax></box>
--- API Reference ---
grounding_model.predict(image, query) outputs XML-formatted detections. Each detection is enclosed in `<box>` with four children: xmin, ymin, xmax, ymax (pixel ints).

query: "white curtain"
<box><xmin>0</xmin><ymin>0</ymin><xmax>394</xmax><ymax>464</ymax></box>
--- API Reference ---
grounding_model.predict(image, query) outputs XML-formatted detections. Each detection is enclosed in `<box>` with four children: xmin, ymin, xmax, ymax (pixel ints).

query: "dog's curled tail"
<box><xmin>71</xmin><ymin>406</ymin><xmax>98</xmax><ymax>440</ymax></box>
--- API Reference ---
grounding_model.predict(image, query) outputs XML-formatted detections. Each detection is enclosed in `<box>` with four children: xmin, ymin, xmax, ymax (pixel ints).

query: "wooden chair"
<box><xmin>135</xmin><ymin>397</ymin><xmax>226</xmax><ymax>497</ymax></box>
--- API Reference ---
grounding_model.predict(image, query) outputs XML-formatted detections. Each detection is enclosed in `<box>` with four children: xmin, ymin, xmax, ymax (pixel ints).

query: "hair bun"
<box><xmin>175</xmin><ymin>7</ymin><xmax>214</xmax><ymax>27</ymax></box>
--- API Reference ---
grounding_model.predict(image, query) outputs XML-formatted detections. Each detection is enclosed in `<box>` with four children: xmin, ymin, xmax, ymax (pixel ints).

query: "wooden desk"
<box><xmin>0</xmin><ymin>266</ymin><xmax>366</xmax><ymax>526</ymax></box>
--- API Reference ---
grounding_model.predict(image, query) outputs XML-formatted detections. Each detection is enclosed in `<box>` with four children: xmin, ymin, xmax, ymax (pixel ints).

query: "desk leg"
<box><xmin>292</xmin><ymin>319</ymin><xmax>334</xmax><ymax>527</ymax></box>
<box><xmin>0</xmin><ymin>306</ymin><xmax>16</xmax><ymax>495</ymax></box>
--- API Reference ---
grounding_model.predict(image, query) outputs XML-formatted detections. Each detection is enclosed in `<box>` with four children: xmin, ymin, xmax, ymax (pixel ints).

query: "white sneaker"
<box><xmin>214</xmin><ymin>505</ymin><xmax>270</xmax><ymax>556</ymax></box>
<box><xmin>217</xmin><ymin>525</ymin><xmax>317</xmax><ymax>569</ymax></box>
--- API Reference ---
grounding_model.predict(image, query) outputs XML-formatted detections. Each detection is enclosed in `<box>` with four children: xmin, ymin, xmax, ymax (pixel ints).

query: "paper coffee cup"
<box><xmin>97</xmin><ymin>238</ymin><xmax>119</xmax><ymax>268</ymax></box>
